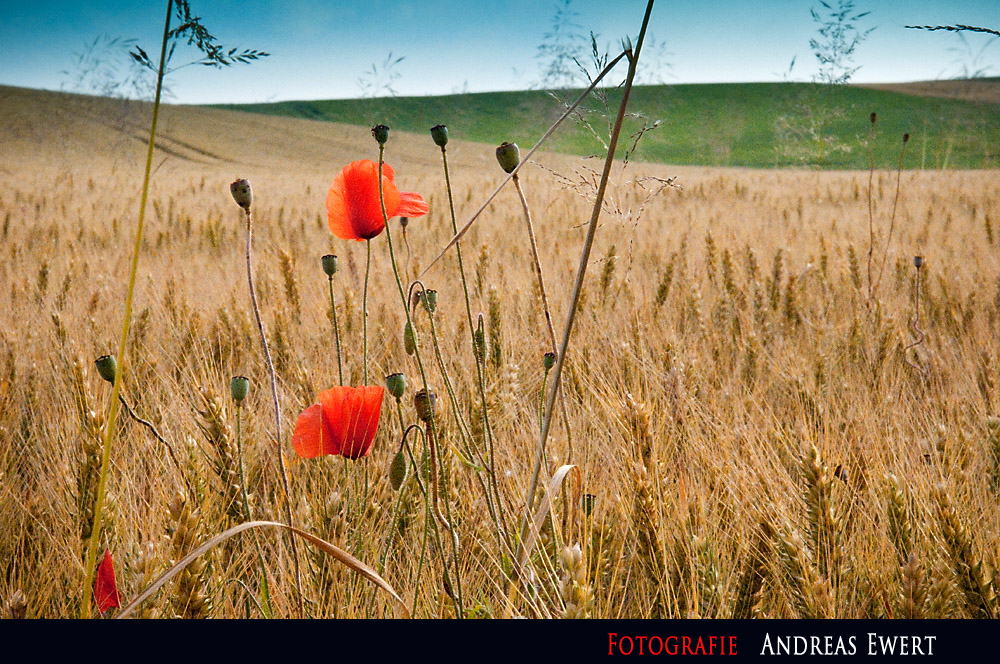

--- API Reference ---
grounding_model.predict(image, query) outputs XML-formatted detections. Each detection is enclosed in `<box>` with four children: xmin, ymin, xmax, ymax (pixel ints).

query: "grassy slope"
<box><xmin>214</xmin><ymin>82</ymin><xmax>1000</xmax><ymax>170</ymax></box>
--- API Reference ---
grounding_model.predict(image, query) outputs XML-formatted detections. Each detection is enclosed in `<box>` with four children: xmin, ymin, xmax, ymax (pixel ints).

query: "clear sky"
<box><xmin>1</xmin><ymin>1</ymin><xmax>997</xmax><ymax>104</ymax></box>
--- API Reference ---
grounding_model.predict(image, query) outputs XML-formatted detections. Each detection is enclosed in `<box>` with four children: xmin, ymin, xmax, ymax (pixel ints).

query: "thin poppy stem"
<box><xmin>243</xmin><ymin>205</ymin><xmax>305</xmax><ymax>618</ymax></box>
<box><xmin>512</xmin><ymin>173</ymin><xmax>575</xmax><ymax>462</ymax></box>
<box><xmin>872</xmin><ymin>137</ymin><xmax>910</xmax><ymax>297</ymax></box>
<box><xmin>327</xmin><ymin>276</ymin><xmax>344</xmax><ymax>386</ymax></box>
<box><xmin>514</xmin><ymin>0</ymin><xmax>656</xmax><ymax>587</ymax></box>
<box><xmin>117</xmin><ymin>392</ymin><xmax>192</xmax><ymax>497</ymax></box>
<box><xmin>377</xmin><ymin>144</ymin><xmax>464</xmax><ymax>617</ymax></box>
<box><xmin>236</xmin><ymin>403</ymin><xmax>274</xmax><ymax>618</ymax></box>
<box><xmin>437</xmin><ymin>144</ymin><xmax>507</xmax><ymax>538</ymax></box>
<box><xmin>82</xmin><ymin>0</ymin><xmax>173</xmax><ymax>617</ymax></box>
<box><xmin>362</xmin><ymin>238</ymin><xmax>371</xmax><ymax>386</ymax></box>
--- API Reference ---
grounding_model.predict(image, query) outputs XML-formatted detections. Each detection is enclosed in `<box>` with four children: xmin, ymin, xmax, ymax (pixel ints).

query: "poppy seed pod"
<box><xmin>903</xmin><ymin>133</ymin><xmax>910</xmax><ymax>144</ymax></box>
<box><xmin>413</xmin><ymin>388</ymin><xmax>438</xmax><ymax>424</ymax></box>
<box><xmin>95</xmin><ymin>355</ymin><xmax>117</xmax><ymax>384</ymax></box>
<box><xmin>321</xmin><ymin>254</ymin><xmax>338</xmax><ymax>277</ymax></box>
<box><xmin>372</xmin><ymin>124</ymin><xmax>390</xmax><ymax>146</ymax></box>
<box><xmin>495</xmin><ymin>141</ymin><xmax>521</xmax><ymax>174</ymax></box>
<box><xmin>423</xmin><ymin>289</ymin><xmax>438</xmax><ymax>314</ymax></box>
<box><xmin>404</xmin><ymin>322</ymin><xmax>417</xmax><ymax>356</ymax></box>
<box><xmin>400</xmin><ymin>216</ymin><xmax>409</xmax><ymax>229</ymax></box>
<box><xmin>582</xmin><ymin>493</ymin><xmax>596</xmax><ymax>517</ymax></box>
<box><xmin>543</xmin><ymin>351</ymin><xmax>556</xmax><ymax>371</ymax></box>
<box><xmin>430</xmin><ymin>124</ymin><xmax>449</xmax><ymax>148</ymax></box>
<box><xmin>230</xmin><ymin>178</ymin><xmax>252</xmax><ymax>211</ymax></box>
<box><xmin>230</xmin><ymin>376</ymin><xmax>249</xmax><ymax>404</ymax></box>
<box><xmin>913</xmin><ymin>255</ymin><xmax>924</xmax><ymax>269</ymax></box>
<box><xmin>385</xmin><ymin>372</ymin><xmax>406</xmax><ymax>400</ymax></box>
<box><xmin>870</xmin><ymin>112</ymin><xmax>877</xmax><ymax>125</ymax></box>
<box><xmin>389</xmin><ymin>449</ymin><xmax>408</xmax><ymax>490</ymax></box>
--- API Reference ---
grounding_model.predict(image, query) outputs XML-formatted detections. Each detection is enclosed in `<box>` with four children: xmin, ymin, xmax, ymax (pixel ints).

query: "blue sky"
<box><xmin>1</xmin><ymin>0</ymin><xmax>997</xmax><ymax>104</ymax></box>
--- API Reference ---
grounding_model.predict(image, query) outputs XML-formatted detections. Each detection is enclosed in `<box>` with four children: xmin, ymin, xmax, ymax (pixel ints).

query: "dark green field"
<box><xmin>213</xmin><ymin>81</ymin><xmax>1000</xmax><ymax>170</ymax></box>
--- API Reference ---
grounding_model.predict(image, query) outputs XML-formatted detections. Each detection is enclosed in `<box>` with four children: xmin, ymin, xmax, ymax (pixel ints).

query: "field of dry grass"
<box><xmin>1</xmin><ymin>85</ymin><xmax>999</xmax><ymax>619</ymax></box>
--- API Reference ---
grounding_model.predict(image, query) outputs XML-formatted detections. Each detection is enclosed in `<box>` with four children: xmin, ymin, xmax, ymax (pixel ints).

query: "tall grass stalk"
<box><xmin>81</xmin><ymin>0</ymin><xmax>173</xmax><ymax>617</ymax></box>
<box><xmin>515</xmin><ymin>0</ymin><xmax>656</xmax><ymax>582</ymax></box>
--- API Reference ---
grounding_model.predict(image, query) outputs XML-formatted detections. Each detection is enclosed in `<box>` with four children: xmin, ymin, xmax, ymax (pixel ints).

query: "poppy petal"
<box><xmin>340</xmin><ymin>386</ymin><xmax>384</xmax><ymax>459</ymax></box>
<box><xmin>396</xmin><ymin>191</ymin><xmax>429</xmax><ymax>218</ymax></box>
<box><xmin>292</xmin><ymin>403</ymin><xmax>340</xmax><ymax>458</ymax></box>
<box><xmin>94</xmin><ymin>549</ymin><xmax>121</xmax><ymax>613</ymax></box>
<box><xmin>327</xmin><ymin>160</ymin><xmax>402</xmax><ymax>241</ymax></box>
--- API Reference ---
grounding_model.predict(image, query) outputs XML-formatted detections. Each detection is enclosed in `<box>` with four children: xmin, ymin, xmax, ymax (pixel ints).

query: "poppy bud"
<box><xmin>404</xmin><ymin>322</ymin><xmax>417</xmax><ymax>356</ymax></box>
<box><xmin>230</xmin><ymin>178</ymin><xmax>252</xmax><ymax>211</ymax></box>
<box><xmin>913</xmin><ymin>255</ymin><xmax>923</xmax><ymax>269</ymax></box>
<box><xmin>870</xmin><ymin>112</ymin><xmax>877</xmax><ymax>125</ymax></box>
<box><xmin>321</xmin><ymin>254</ymin><xmax>338</xmax><ymax>277</ymax></box>
<box><xmin>372</xmin><ymin>124</ymin><xmax>390</xmax><ymax>146</ymax></box>
<box><xmin>495</xmin><ymin>142</ymin><xmax>520</xmax><ymax>174</ymax></box>
<box><xmin>230</xmin><ymin>375</ymin><xmax>249</xmax><ymax>403</ymax></box>
<box><xmin>389</xmin><ymin>449</ymin><xmax>408</xmax><ymax>490</ymax></box>
<box><xmin>430</xmin><ymin>124</ymin><xmax>449</xmax><ymax>148</ymax></box>
<box><xmin>903</xmin><ymin>133</ymin><xmax>910</xmax><ymax>144</ymax></box>
<box><xmin>385</xmin><ymin>372</ymin><xmax>406</xmax><ymax>400</ymax></box>
<box><xmin>95</xmin><ymin>355</ymin><xmax>117</xmax><ymax>384</ymax></box>
<box><xmin>413</xmin><ymin>388</ymin><xmax>438</xmax><ymax>424</ymax></box>
<box><xmin>423</xmin><ymin>289</ymin><xmax>438</xmax><ymax>314</ymax></box>
<box><xmin>582</xmin><ymin>493</ymin><xmax>596</xmax><ymax>517</ymax></box>
<box><xmin>543</xmin><ymin>351</ymin><xmax>556</xmax><ymax>371</ymax></box>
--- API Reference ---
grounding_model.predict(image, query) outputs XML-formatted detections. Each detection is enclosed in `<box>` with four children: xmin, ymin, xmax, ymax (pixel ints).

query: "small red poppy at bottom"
<box><xmin>94</xmin><ymin>548</ymin><xmax>121</xmax><ymax>614</ymax></box>
<box><xmin>292</xmin><ymin>385</ymin><xmax>385</xmax><ymax>460</ymax></box>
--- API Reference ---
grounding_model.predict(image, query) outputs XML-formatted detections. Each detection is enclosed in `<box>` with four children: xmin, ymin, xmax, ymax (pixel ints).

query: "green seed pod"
<box><xmin>495</xmin><ymin>141</ymin><xmax>520</xmax><ymax>174</ymax></box>
<box><xmin>389</xmin><ymin>449</ymin><xmax>408</xmax><ymax>490</ymax></box>
<box><xmin>230</xmin><ymin>178</ymin><xmax>252</xmax><ymax>211</ymax></box>
<box><xmin>582</xmin><ymin>493</ymin><xmax>596</xmax><ymax>517</ymax></box>
<box><xmin>230</xmin><ymin>375</ymin><xmax>249</xmax><ymax>403</ymax></box>
<box><xmin>413</xmin><ymin>388</ymin><xmax>438</xmax><ymax>424</ymax></box>
<box><xmin>404</xmin><ymin>322</ymin><xmax>417</xmax><ymax>356</ymax></box>
<box><xmin>385</xmin><ymin>372</ymin><xmax>406</xmax><ymax>400</ymax></box>
<box><xmin>321</xmin><ymin>254</ymin><xmax>338</xmax><ymax>277</ymax></box>
<box><xmin>543</xmin><ymin>351</ymin><xmax>556</xmax><ymax>371</ymax></box>
<box><xmin>430</xmin><ymin>124</ymin><xmax>449</xmax><ymax>148</ymax></box>
<box><xmin>372</xmin><ymin>124</ymin><xmax>390</xmax><ymax>146</ymax></box>
<box><xmin>95</xmin><ymin>355</ymin><xmax>117</xmax><ymax>384</ymax></box>
<box><xmin>423</xmin><ymin>289</ymin><xmax>438</xmax><ymax>314</ymax></box>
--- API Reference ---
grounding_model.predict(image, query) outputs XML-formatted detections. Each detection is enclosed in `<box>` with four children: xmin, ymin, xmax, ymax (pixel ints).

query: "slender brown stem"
<box><xmin>514</xmin><ymin>0</ymin><xmax>656</xmax><ymax>583</ymax></box>
<box><xmin>872</xmin><ymin>138</ymin><xmax>910</xmax><ymax>296</ymax></box>
<box><xmin>118</xmin><ymin>393</ymin><xmax>192</xmax><ymax>496</ymax></box>
<box><xmin>82</xmin><ymin>0</ymin><xmax>173</xmax><ymax>617</ymax></box>
<box><xmin>512</xmin><ymin>173</ymin><xmax>576</xmax><ymax>462</ymax></box>
<box><xmin>866</xmin><ymin>117</ymin><xmax>876</xmax><ymax>305</ymax></box>
<box><xmin>244</xmin><ymin>206</ymin><xmax>305</xmax><ymax>617</ymax></box>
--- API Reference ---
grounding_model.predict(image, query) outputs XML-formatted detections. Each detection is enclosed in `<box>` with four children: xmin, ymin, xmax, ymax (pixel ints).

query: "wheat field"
<box><xmin>1</xmin><ymin>85</ymin><xmax>998</xmax><ymax>619</ymax></box>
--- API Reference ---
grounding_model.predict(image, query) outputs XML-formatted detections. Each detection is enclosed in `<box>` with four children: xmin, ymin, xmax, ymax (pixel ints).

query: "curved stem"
<box><xmin>244</xmin><ymin>206</ymin><xmax>305</xmax><ymax>617</ymax></box>
<box><xmin>82</xmin><ymin>0</ymin><xmax>173</xmax><ymax>617</ymax></box>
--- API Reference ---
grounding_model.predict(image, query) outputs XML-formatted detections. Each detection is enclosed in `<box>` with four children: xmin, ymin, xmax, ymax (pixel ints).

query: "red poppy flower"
<box><xmin>94</xmin><ymin>548</ymin><xmax>121</xmax><ymax>613</ymax></box>
<box><xmin>326</xmin><ymin>160</ymin><xmax>429</xmax><ymax>241</ymax></box>
<box><xmin>292</xmin><ymin>386</ymin><xmax>385</xmax><ymax>460</ymax></box>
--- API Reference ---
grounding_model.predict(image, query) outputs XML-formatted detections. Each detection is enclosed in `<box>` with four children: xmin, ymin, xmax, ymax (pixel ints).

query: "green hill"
<box><xmin>212</xmin><ymin>81</ymin><xmax>1000</xmax><ymax>170</ymax></box>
